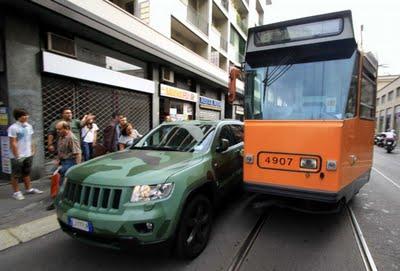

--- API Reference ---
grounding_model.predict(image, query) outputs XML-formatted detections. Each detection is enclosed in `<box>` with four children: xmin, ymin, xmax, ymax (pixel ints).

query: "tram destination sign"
<box><xmin>255</xmin><ymin>18</ymin><xmax>343</xmax><ymax>46</ymax></box>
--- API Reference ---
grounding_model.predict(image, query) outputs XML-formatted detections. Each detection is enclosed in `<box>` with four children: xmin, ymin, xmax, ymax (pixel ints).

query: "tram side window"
<box><xmin>344</xmin><ymin>76</ymin><xmax>358</xmax><ymax>118</ymax></box>
<box><xmin>360</xmin><ymin>75</ymin><xmax>376</xmax><ymax>119</ymax></box>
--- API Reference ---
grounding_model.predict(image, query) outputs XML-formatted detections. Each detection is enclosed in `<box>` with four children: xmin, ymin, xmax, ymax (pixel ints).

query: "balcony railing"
<box><xmin>236</xmin><ymin>16</ymin><xmax>248</xmax><ymax>34</ymax></box>
<box><xmin>234</xmin><ymin>51</ymin><xmax>244</xmax><ymax>63</ymax></box>
<box><xmin>211</xmin><ymin>26</ymin><xmax>228</xmax><ymax>52</ymax></box>
<box><xmin>220</xmin><ymin>36</ymin><xmax>228</xmax><ymax>52</ymax></box>
<box><xmin>185</xmin><ymin>2</ymin><xmax>209</xmax><ymax>35</ymax></box>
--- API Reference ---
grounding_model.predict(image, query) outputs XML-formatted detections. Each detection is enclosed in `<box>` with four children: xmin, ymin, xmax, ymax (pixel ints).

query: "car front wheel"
<box><xmin>176</xmin><ymin>194</ymin><xmax>213</xmax><ymax>259</ymax></box>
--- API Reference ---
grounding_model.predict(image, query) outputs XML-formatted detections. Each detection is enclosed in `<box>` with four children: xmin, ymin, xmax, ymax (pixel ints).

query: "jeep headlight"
<box><xmin>130</xmin><ymin>183</ymin><xmax>174</xmax><ymax>203</ymax></box>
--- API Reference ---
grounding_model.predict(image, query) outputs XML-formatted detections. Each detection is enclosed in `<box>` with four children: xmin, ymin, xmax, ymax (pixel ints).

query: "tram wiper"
<box><xmin>262</xmin><ymin>53</ymin><xmax>294</xmax><ymax>104</ymax></box>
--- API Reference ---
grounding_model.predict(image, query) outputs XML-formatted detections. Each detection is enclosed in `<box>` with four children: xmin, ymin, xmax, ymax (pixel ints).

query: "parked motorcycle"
<box><xmin>385</xmin><ymin>138</ymin><xmax>397</xmax><ymax>153</ymax></box>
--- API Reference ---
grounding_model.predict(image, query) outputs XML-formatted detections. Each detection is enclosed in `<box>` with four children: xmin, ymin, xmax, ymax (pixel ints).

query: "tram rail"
<box><xmin>226</xmin><ymin>204</ymin><xmax>377</xmax><ymax>271</ymax></box>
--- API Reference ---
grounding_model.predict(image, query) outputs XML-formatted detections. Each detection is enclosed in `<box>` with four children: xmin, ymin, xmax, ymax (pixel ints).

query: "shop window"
<box><xmin>359</xmin><ymin>74</ymin><xmax>376</xmax><ymax>119</ymax></box>
<box><xmin>170</xmin><ymin>101</ymin><xmax>184</xmax><ymax>114</ymax></box>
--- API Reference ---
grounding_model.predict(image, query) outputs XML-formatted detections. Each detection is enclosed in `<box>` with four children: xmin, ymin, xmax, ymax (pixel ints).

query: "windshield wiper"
<box><xmin>262</xmin><ymin>54</ymin><xmax>294</xmax><ymax>104</ymax></box>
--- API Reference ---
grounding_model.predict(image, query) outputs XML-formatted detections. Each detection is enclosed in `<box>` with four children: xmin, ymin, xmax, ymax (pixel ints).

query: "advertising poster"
<box><xmin>1</xmin><ymin>136</ymin><xmax>11</xmax><ymax>174</ymax></box>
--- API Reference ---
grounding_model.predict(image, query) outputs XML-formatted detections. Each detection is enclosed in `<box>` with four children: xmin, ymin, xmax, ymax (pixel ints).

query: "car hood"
<box><xmin>67</xmin><ymin>149</ymin><xmax>204</xmax><ymax>187</ymax></box>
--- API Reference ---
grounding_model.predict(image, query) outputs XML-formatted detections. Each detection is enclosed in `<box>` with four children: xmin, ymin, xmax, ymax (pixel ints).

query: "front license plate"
<box><xmin>68</xmin><ymin>217</ymin><xmax>93</xmax><ymax>232</ymax></box>
<box><xmin>257</xmin><ymin>152</ymin><xmax>320</xmax><ymax>173</ymax></box>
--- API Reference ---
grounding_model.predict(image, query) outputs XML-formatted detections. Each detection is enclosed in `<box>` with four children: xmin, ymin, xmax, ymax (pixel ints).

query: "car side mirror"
<box><xmin>217</xmin><ymin>138</ymin><xmax>229</xmax><ymax>153</ymax></box>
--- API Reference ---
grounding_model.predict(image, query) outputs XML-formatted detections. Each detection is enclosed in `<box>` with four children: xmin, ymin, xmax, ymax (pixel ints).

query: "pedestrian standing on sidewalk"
<box><xmin>47</xmin><ymin>107</ymin><xmax>93</xmax><ymax>153</ymax></box>
<box><xmin>46</xmin><ymin>120</ymin><xmax>81</xmax><ymax>210</ymax></box>
<box><xmin>81</xmin><ymin>116</ymin><xmax>99</xmax><ymax>161</ymax></box>
<box><xmin>8</xmin><ymin>108</ymin><xmax>43</xmax><ymax>200</ymax></box>
<box><xmin>103</xmin><ymin>112</ymin><xmax>124</xmax><ymax>152</ymax></box>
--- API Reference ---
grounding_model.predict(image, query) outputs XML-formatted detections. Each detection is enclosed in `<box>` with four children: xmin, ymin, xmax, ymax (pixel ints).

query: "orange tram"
<box><xmin>243</xmin><ymin>11</ymin><xmax>378</xmax><ymax>205</ymax></box>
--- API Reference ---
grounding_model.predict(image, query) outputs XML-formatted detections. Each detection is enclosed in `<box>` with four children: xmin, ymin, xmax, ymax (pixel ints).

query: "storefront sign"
<box><xmin>43</xmin><ymin>51</ymin><xmax>155</xmax><ymax>94</ymax></box>
<box><xmin>199</xmin><ymin>96</ymin><xmax>222</xmax><ymax>111</ymax></box>
<box><xmin>236</xmin><ymin>106</ymin><xmax>244</xmax><ymax>115</ymax></box>
<box><xmin>160</xmin><ymin>84</ymin><xmax>197</xmax><ymax>102</ymax></box>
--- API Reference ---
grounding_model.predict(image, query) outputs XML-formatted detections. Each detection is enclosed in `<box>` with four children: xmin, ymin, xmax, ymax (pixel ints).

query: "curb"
<box><xmin>0</xmin><ymin>214</ymin><xmax>59</xmax><ymax>251</ymax></box>
<box><xmin>0</xmin><ymin>177</ymin><xmax>51</xmax><ymax>187</ymax></box>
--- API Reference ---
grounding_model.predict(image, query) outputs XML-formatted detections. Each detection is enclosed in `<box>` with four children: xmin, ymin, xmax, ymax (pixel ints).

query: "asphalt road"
<box><xmin>1</xmin><ymin>147</ymin><xmax>399</xmax><ymax>271</ymax></box>
<box><xmin>349</xmin><ymin>147</ymin><xmax>400</xmax><ymax>271</ymax></box>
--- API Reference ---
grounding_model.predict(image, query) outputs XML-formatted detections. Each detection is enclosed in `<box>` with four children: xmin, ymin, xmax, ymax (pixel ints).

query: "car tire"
<box><xmin>176</xmin><ymin>194</ymin><xmax>213</xmax><ymax>259</ymax></box>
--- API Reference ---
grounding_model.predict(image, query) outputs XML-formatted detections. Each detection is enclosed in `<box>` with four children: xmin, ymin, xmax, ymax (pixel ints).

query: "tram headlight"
<box><xmin>300</xmin><ymin>158</ymin><xmax>317</xmax><ymax>170</ymax></box>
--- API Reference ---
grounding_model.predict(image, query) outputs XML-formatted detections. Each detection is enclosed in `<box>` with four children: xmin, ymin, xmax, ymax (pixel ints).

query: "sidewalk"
<box><xmin>0</xmin><ymin>177</ymin><xmax>60</xmax><ymax>251</ymax></box>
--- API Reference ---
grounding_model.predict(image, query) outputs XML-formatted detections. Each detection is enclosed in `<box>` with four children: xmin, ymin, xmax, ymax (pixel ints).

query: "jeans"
<box><xmin>82</xmin><ymin>142</ymin><xmax>93</xmax><ymax>161</ymax></box>
<box><xmin>59</xmin><ymin>159</ymin><xmax>76</xmax><ymax>186</ymax></box>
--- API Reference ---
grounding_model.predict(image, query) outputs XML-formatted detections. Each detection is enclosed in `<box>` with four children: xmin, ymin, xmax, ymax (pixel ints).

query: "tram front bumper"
<box><xmin>244</xmin><ymin>182</ymin><xmax>341</xmax><ymax>203</ymax></box>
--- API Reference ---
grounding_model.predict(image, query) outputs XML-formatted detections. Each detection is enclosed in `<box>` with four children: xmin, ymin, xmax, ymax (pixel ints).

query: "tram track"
<box><xmin>226</xmin><ymin>203</ymin><xmax>378</xmax><ymax>271</ymax></box>
<box><xmin>227</xmin><ymin>214</ymin><xmax>267</xmax><ymax>271</ymax></box>
<box><xmin>347</xmin><ymin>205</ymin><xmax>378</xmax><ymax>271</ymax></box>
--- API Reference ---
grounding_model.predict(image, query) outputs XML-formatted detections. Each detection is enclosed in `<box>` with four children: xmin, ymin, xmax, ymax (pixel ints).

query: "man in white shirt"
<box><xmin>7</xmin><ymin>108</ymin><xmax>43</xmax><ymax>200</ymax></box>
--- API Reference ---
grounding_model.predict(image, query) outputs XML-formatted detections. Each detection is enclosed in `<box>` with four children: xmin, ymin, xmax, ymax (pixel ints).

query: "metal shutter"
<box><xmin>42</xmin><ymin>75</ymin><xmax>151</xmax><ymax>159</ymax></box>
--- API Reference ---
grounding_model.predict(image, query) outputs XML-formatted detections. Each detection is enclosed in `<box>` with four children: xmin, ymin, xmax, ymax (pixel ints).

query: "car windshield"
<box><xmin>131</xmin><ymin>124</ymin><xmax>215</xmax><ymax>152</ymax></box>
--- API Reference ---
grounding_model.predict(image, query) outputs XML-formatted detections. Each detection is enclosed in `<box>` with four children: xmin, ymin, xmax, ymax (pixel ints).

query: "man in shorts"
<box><xmin>8</xmin><ymin>108</ymin><xmax>43</xmax><ymax>200</ymax></box>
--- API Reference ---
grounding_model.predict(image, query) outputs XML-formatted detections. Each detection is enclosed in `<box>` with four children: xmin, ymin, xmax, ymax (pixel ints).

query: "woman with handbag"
<box><xmin>81</xmin><ymin>116</ymin><xmax>99</xmax><ymax>161</ymax></box>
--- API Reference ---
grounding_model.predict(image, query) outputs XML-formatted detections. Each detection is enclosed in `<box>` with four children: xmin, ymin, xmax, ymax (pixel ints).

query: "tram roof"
<box><xmin>246</xmin><ymin>10</ymin><xmax>358</xmax><ymax>66</ymax></box>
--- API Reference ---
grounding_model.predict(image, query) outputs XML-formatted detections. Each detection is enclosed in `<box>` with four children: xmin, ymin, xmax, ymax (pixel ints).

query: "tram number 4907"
<box><xmin>265</xmin><ymin>156</ymin><xmax>293</xmax><ymax>166</ymax></box>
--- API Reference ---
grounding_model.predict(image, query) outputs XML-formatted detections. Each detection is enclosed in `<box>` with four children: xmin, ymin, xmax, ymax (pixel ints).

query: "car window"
<box><xmin>134</xmin><ymin>124</ymin><xmax>214</xmax><ymax>152</ymax></box>
<box><xmin>218</xmin><ymin>125</ymin><xmax>235</xmax><ymax>147</ymax></box>
<box><xmin>230</xmin><ymin>125</ymin><xmax>244</xmax><ymax>144</ymax></box>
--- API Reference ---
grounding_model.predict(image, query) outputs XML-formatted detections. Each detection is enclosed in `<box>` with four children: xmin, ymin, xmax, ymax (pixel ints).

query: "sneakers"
<box><xmin>25</xmin><ymin>188</ymin><xmax>43</xmax><ymax>194</ymax></box>
<box><xmin>12</xmin><ymin>191</ymin><xmax>25</xmax><ymax>200</ymax></box>
<box><xmin>12</xmin><ymin>188</ymin><xmax>43</xmax><ymax>200</ymax></box>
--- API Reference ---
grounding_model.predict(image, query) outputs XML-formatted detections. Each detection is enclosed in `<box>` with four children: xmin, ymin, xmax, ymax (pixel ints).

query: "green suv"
<box><xmin>56</xmin><ymin>120</ymin><xmax>243</xmax><ymax>258</ymax></box>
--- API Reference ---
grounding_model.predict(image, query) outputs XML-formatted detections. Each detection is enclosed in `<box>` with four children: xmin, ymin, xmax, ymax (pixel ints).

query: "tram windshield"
<box><xmin>245</xmin><ymin>50</ymin><xmax>357</xmax><ymax>120</ymax></box>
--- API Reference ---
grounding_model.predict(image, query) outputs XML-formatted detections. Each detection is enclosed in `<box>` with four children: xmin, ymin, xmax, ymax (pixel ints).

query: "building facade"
<box><xmin>377</xmin><ymin>74</ymin><xmax>399</xmax><ymax>91</ymax></box>
<box><xmin>109</xmin><ymin>0</ymin><xmax>269</xmax><ymax>121</ymax></box>
<box><xmin>376</xmin><ymin>75</ymin><xmax>400</xmax><ymax>134</ymax></box>
<box><xmin>0</xmin><ymin>0</ymin><xmax>270</xmax><ymax>180</ymax></box>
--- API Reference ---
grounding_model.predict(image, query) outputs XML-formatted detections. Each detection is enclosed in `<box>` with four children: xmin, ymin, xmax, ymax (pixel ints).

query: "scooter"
<box><xmin>375</xmin><ymin>133</ymin><xmax>386</xmax><ymax>147</ymax></box>
<box><xmin>385</xmin><ymin>138</ymin><xmax>397</xmax><ymax>153</ymax></box>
